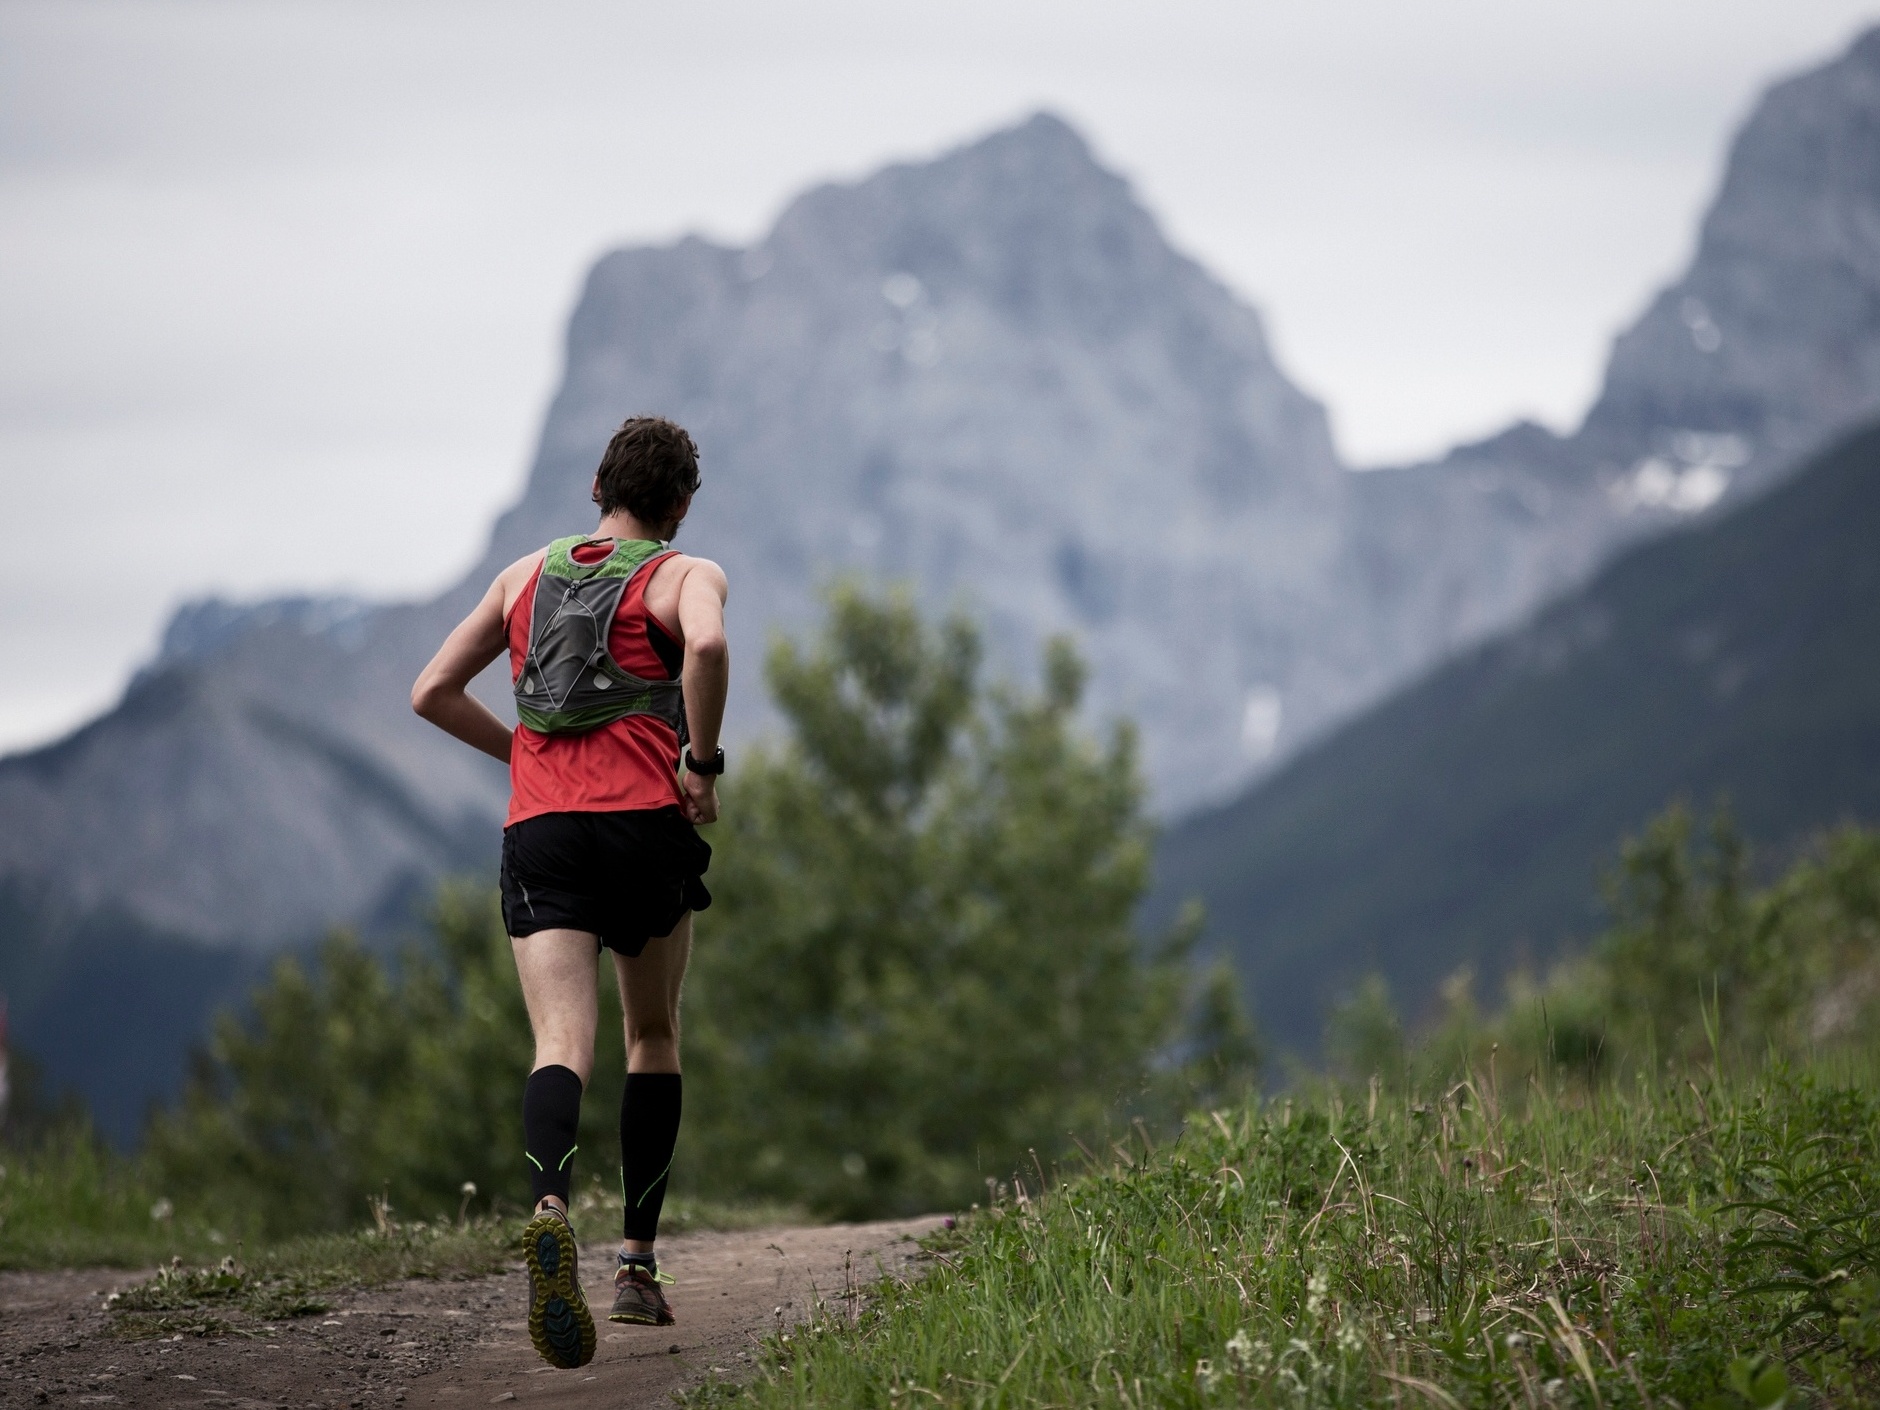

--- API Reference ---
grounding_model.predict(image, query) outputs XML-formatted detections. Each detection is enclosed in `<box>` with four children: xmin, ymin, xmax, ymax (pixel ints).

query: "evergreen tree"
<box><xmin>681</xmin><ymin>585</ymin><xmax>1216</xmax><ymax>1215</ymax></box>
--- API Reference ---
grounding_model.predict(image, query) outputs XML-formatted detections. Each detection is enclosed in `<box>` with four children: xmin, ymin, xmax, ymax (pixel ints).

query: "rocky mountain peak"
<box><xmin>481</xmin><ymin>109</ymin><xmax>1345</xmax><ymax>765</ymax></box>
<box><xmin>763</xmin><ymin>110</ymin><xmax>1180</xmax><ymax>334</ymax></box>
<box><xmin>1584</xmin><ymin>24</ymin><xmax>1880</xmax><ymax>483</ymax></box>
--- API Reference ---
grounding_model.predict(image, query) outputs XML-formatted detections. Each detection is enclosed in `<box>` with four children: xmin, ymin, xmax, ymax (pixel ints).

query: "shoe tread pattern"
<box><xmin>522</xmin><ymin>1213</ymin><xmax>596</xmax><ymax>1369</ymax></box>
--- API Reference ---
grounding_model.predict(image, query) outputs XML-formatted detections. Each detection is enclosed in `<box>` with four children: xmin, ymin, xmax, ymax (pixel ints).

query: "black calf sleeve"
<box><xmin>620</xmin><ymin>1072</ymin><xmax>682</xmax><ymax>1243</ymax></box>
<box><xmin>523</xmin><ymin>1064</ymin><xmax>584</xmax><ymax>1207</ymax></box>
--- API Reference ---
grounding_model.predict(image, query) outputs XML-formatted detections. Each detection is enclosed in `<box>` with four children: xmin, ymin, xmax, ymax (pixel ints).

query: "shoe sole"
<box><xmin>608</xmin><ymin>1303</ymin><xmax>675</xmax><ymax>1326</ymax></box>
<box><xmin>522</xmin><ymin>1214</ymin><xmax>596</xmax><ymax>1369</ymax></box>
<box><xmin>609</xmin><ymin>1273</ymin><xmax>676</xmax><ymax>1326</ymax></box>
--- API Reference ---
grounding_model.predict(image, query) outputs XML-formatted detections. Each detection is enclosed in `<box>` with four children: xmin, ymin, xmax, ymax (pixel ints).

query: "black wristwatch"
<box><xmin>684</xmin><ymin>746</ymin><xmax>725</xmax><ymax>777</ymax></box>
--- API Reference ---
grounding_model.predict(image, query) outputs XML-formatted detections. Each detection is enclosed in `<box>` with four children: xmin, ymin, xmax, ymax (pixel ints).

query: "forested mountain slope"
<box><xmin>1152</xmin><ymin>421</ymin><xmax>1880</xmax><ymax>1052</ymax></box>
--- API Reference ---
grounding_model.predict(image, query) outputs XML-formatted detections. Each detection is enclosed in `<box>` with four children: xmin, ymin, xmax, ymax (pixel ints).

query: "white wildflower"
<box><xmin>1224</xmin><ymin>1329</ymin><xmax>1269</xmax><ymax>1376</ymax></box>
<box><xmin>1304</xmin><ymin>1268</ymin><xmax>1330</xmax><ymax>1319</ymax></box>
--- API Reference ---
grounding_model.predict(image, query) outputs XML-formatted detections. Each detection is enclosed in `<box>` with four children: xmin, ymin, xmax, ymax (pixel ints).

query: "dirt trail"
<box><xmin>0</xmin><ymin>1217</ymin><xmax>941</xmax><ymax>1409</ymax></box>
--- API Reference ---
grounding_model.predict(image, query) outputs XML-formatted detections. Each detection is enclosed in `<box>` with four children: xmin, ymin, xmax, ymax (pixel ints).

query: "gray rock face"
<box><xmin>480</xmin><ymin>114</ymin><xmax>1347</xmax><ymax>801</ymax></box>
<box><xmin>4</xmin><ymin>29</ymin><xmax>1880</xmax><ymax>961</ymax></box>
<box><xmin>0</xmin><ymin>600</ymin><xmax>499</xmax><ymax>946</ymax></box>
<box><xmin>1590</xmin><ymin>28</ymin><xmax>1880</xmax><ymax>460</ymax></box>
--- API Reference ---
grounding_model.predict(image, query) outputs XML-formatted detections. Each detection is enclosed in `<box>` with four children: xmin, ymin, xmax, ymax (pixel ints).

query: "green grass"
<box><xmin>568</xmin><ymin>1174</ymin><xmax>808</xmax><ymax>1239</ymax></box>
<box><xmin>104</xmin><ymin>1218</ymin><xmax>519</xmax><ymax>1338</ymax></box>
<box><xmin>0</xmin><ymin>1131</ymin><xmax>232</xmax><ymax>1270</ymax></box>
<box><xmin>0</xmin><ymin>1134</ymin><xmax>520</xmax><ymax>1337</ymax></box>
<box><xmin>694</xmin><ymin>1063</ymin><xmax>1880</xmax><ymax>1408</ymax></box>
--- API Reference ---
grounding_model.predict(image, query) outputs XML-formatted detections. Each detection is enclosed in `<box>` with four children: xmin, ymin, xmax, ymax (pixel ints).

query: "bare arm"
<box><xmin>675</xmin><ymin>559</ymin><xmax>729</xmax><ymax>824</ymax></box>
<box><xmin>411</xmin><ymin>574</ymin><xmax>514</xmax><ymax>764</ymax></box>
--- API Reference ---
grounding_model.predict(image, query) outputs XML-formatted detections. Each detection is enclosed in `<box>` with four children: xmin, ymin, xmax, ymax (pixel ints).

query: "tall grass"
<box><xmin>702</xmin><ymin>1060</ymin><xmax>1880</xmax><ymax>1408</ymax></box>
<box><xmin>0</xmin><ymin>1131</ymin><xmax>804</xmax><ymax>1274</ymax></box>
<box><xmin>0</xmin><ymin>1130</ymin><xmax>228</xmax><ymax>1269</ymax></box>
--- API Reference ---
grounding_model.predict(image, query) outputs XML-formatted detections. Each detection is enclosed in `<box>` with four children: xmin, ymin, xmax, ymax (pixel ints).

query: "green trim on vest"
<box><xmin>542</xmin><ymin>535</ymin><xmax>666</xmax><ymax>582</ymax></box>
<box><xmin>518</xmin><ymin>691</ymin><xmax>664</xmax><ymax>736</ymax></box>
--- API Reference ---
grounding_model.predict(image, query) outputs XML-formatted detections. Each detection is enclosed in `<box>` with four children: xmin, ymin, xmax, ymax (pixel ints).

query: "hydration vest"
<box><xmin>513</xmin><ymin>536</ymin><xmax>689</xmax><ymax>741</ymax></box>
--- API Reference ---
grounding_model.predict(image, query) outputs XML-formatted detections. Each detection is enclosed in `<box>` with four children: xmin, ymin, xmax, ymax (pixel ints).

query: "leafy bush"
<box><xmin>1600</xmin><ymin>807</ymin><xmax>1880</xmax><ymax>1064</ymax></box>
<box><xmin>1327</xmin><ymin>805</ymin><xmax>1880</xmax><ymax>1093</ymax></box>
<box><xmin>143</xmin><ymin>888</ymin><xmax>557</xmax><ymax>1238</ymax></box>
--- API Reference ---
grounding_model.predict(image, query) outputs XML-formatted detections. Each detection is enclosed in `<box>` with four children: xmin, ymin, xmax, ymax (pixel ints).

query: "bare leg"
<box><xmin>513</xmin><ymin>928</ymin><xmax>601</xmax><ymax>1214</ymax></box>
<box><xmin>612</xmin><ymin>913</ymin><xmax>691</xmax><ymax>1253</ymax></box>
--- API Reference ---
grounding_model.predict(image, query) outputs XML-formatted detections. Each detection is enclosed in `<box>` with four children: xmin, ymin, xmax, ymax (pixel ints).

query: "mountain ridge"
<box><xmin>1150</xmin><ymin>417</ymin><xmax>1880</xmax><ymax>1054</ymax></box>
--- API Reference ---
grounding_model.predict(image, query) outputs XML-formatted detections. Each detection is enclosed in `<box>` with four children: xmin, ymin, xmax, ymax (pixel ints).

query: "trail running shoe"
<box><xmin>521</xmin><ymin>1208</ymin><xmax>596</xmax><ymax>1369</ymax></box>
<box><xmin>609</xmin><ymin>1261</ymin><xmax>676</xmax><ymax>1326</ymax></box>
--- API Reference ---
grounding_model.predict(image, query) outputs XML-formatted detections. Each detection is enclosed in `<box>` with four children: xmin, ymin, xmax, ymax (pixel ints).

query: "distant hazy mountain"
<box><xmin>1338</xmin><ymin>26</ymin><xmax>1880</xmax><ymax>711</ymax></box>
<box><xmin>5</xmin><ymin>29</ymin><xmax>1880</xmax><ymax>1137</ymax></box>
<box><xmin>1150</xmin><ymin>419</ymin><xmax>1880</xmax><ymax>1055</ymax></box>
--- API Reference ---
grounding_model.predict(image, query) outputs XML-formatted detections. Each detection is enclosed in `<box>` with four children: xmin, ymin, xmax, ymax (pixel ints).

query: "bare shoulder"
<box><xmin>678</xmin><ymin>555</ymin><xmax>728</xmax><ymax>600</ymax></box>
<box><xmin>650</xmin><ymin>552</ymin><xmax>728</xmax><ymax>601</ymax></box>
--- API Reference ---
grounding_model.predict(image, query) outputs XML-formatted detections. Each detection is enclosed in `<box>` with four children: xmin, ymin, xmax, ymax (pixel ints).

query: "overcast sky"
<box><xmin>2</xmin><ymin>0</ymin><xmax>1876</xmax><ymax>753</ymax></box>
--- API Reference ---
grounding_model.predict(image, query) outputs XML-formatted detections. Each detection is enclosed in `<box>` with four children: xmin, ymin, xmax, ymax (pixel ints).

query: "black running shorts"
<box><xmin>500</xmin><ymin>807</ymin><xmax>712</xmax><ymax>957</ymax></box>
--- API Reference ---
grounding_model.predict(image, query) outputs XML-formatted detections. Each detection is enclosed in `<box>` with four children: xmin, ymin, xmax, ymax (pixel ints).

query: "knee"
<box><xmin>627</xmin><ymin>1015</ymin><xmax>678</xmax><ymax>1050</ymax></box>
<box><xmin>626</xmin><ymin>1014</ymin><xmax>680</xmax><ymax>1069</ymax></box>
<box><xmin>533</xmin><ymin>1035</ymin><xmax>596</xmax><ymax>1086</ymax></box>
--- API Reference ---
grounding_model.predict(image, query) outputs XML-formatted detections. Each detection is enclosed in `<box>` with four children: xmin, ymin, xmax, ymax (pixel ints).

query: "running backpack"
<box><xmin>512</xmin><ymin>536</ymin><xmax>689</xmax><ymax>740</ymax></box>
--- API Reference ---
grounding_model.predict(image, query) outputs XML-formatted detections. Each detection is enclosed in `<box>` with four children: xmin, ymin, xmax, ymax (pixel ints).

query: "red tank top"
<box><xmin>504</xmin><ymin>542</ymin><xmax>685</xmax><ymax>825</ymax></box>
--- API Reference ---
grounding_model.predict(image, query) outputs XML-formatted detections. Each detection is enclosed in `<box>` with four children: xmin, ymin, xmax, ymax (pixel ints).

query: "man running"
<box><xmin>411</xmin><ymin>416</ymin><xmax>728</xmax><ymax>1369</ymax></box>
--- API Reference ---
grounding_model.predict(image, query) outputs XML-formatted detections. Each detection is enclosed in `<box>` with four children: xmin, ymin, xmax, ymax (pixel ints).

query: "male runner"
<box><xmin>411</xmin><ymin>416</ymin><xmax>728</xmax><ymax>1369</ymax></box>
